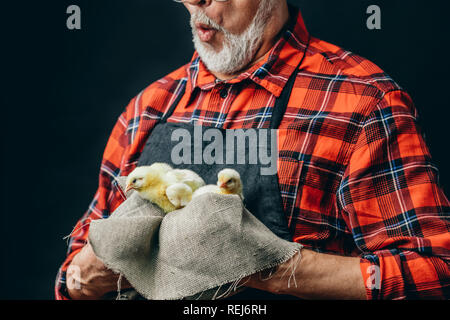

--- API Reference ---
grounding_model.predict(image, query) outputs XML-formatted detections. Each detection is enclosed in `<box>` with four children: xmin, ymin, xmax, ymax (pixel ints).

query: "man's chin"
<box><xmin>193</xmin><ymin>37</ymin><xmax>251</xmax><ymax>75</ymax></box>
<box><xmin>194</xmin><ymin>36</ymin><xmax>222</xmax><ymax>52</ymax></box>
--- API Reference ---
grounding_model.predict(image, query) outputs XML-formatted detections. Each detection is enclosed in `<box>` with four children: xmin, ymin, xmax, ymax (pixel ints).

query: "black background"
<box><xmin>1</xmin><ymin>0</ymin><xmax>449</xmax><ymax>299</ymax></box>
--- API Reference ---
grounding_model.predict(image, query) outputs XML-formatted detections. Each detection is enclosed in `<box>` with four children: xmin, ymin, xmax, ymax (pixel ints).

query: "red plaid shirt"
<box><xmin>56</xmin><ymin>6</ymin><xmax>450</xmax><ymax>300</ymax></box>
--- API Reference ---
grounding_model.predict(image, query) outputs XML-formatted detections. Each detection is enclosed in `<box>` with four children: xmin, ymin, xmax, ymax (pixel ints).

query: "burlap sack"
<box><xmin>88</xmin><ymin>177</ymin><xmax>302</xmax><ymax>300</ymax></box>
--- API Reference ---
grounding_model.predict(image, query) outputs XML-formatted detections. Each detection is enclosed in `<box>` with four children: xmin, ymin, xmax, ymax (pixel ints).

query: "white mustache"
<box><xmin>191</xmin><ymin>11</ymin><xmax>225</xmax><ymax>32</ymax></box>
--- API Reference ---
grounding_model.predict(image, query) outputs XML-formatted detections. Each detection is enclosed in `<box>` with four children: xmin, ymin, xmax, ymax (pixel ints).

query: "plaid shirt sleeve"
<box><xmin>54</xmin><ymin>97</ymin><xmax>138</xmax><ymax>300</ymax></box>
<box><xmin>337</xmin><ymin>90</ymin><xmax>450</xmax><ymax>299</ymax></box>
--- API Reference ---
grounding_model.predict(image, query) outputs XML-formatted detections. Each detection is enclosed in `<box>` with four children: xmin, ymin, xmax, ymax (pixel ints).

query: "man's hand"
<box><xmin>66</xmin><ymin>242</ymin><xmax>132</xmax><ymax>300</ymax></box>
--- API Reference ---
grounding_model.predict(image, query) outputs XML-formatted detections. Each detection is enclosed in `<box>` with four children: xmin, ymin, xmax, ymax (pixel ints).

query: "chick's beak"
<box><xmin>219</xmin><ymin>182</ymin><xmax>227</xmax><ymax>189</ymax></box>
<box><xmin>125</xmin><ymin>183</ymin><xmax>134</xmax><ymax>193</ymax></box>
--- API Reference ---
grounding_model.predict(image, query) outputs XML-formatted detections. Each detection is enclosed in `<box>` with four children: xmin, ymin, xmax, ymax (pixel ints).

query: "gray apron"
<box><xmin>134</xmin><ymin>45</ymin><xmax>308</xmax><ymax>299</ymax></box>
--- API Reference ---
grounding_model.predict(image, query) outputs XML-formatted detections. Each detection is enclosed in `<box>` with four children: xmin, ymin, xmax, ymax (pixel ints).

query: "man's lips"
<box><xmin>195</xmin><ymin>23</ymin><xmax>218</xmax><ymax>42</ymax></box>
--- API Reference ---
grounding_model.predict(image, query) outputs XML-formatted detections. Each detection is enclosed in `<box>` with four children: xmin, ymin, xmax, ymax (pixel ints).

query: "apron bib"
<box><xmin>136</xmin><ymin>49</ymin><xmax>308</xmax><ymax>299</ymax></box>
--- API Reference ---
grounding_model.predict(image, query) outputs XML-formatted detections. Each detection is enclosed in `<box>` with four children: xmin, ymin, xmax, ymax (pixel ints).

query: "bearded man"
<box><xmin>56</xmin><ymin>0</ymin><xmax>450</xmax><ymax>300</ymax></box>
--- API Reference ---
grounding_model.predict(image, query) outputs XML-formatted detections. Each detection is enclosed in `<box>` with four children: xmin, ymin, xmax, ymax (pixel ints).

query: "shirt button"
<box><xmin>219</xmin><ymin>88</ymin><xmax>228</xmax><ymax>99</ymax></box>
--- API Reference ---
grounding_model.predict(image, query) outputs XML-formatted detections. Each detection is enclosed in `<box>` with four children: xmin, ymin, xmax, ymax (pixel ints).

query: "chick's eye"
<box><xmin>132</xmin><ymin>178</ymin><xmax>137</xmax><ymax>184</ymax></box>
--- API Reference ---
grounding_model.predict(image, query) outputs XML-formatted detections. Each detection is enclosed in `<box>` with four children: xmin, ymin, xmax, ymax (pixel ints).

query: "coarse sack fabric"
<box><xmin>88</xmin><ymin>176</ymin><xmax>303</xmax><ymax>300</ymax></box>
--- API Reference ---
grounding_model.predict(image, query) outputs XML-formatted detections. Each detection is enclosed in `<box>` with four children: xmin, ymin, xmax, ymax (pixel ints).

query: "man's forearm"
<box><xmin>245</xmin><ymin>249</ymin><xmax>367</xmax><ymax>300</ymax></box>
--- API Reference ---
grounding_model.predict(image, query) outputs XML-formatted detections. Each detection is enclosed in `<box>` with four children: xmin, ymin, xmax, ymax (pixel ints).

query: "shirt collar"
<box><xmin>185</xmin><ymin>4</ymin><xmax>309</xmax><ymax>98</ymax></box>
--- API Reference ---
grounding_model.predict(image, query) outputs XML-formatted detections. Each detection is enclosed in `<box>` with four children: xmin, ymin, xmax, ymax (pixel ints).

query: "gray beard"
<box><xmin>190</xmin><ymin>0</ymin><xmax>275</xmax><ymax>75</ymax></box>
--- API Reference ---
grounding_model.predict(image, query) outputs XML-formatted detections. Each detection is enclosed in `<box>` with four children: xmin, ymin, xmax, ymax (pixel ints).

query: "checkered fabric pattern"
<box><xmin>56</xmin><ymin>5</ymin><xmax>450</xmax><ymax>300</ymax></box>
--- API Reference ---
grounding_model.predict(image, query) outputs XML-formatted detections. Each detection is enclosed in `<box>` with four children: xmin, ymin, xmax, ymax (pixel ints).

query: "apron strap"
<box><xmin>269</xmin><ymin>35</ymin><xmax>311</xmax><ymax>129</ymax></box>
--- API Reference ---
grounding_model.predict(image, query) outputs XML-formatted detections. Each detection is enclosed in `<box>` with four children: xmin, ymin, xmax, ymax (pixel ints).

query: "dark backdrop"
<box><xmin>1</xmin><ymin>0</ymin><xmax>449</xmax><ymax>299</ymax></box>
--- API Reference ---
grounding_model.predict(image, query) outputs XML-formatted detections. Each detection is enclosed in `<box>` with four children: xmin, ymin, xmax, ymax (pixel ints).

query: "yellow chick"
<box><xmin>164</xmin><ymin>168</ymin><xmax>205</xmax><ymax>208</ymax></box>
<box><xmin>217</xmin><ymin>169</ymin><xmax>244</xmax><ymax>200</ymax></box>
<box><xmin>192</xmin><ymin>184</ymin><xmax>221</xmax><ymax>198</ymax></box>
<box><xmin>192</xmin><ymin>169</ymin><xmax>244</xmax><ymax>200</ymax></box>
<box><xmin>165</xmin><ymin>169</ymin><xmax>206</xmax><ymax>192</ymax></box>
<box><xmin>147</xmin><ymin>162</ymin><xmax>173</xmax><ymax>173</ymax></box>
<box><xmin>125</xmin><ymin>164</ymin><xmax>177</xmax><ymax>213</ymax></box>
<box><xmin>165</xmin><ymin>182</ymin><xmax>193</xmax><ymax>208</ymax></box>
<box><xmin>125</xmin><ymin>163</ymin><xmax>206</xmax><ymax>213</ymax></box>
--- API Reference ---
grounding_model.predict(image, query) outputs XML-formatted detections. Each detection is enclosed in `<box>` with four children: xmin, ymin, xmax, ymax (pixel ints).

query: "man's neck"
<box><xmin>211</xmin><ymin>1</ymin><xmax>290</xmax><ymax>81</ymax></box>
